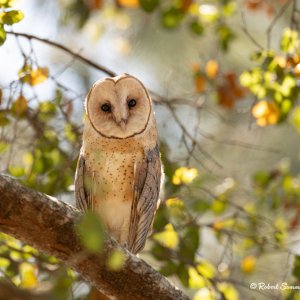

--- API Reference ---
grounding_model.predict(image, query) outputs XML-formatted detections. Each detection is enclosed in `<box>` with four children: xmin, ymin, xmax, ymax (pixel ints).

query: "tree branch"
<box><xmin>0</xmin><ymin>174</ymin><xmax>189</xmax><ymax>300</ymax></box>
<box><xmin>6</xmin><ymin>31</ymin><xmax>117</xmax><ymax>77</ymax></box>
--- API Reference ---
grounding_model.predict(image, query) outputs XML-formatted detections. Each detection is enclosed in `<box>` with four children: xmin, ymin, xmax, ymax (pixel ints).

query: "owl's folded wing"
<box><xmin>75</xmin><ymin>154</ymin><xmax>93</xmax><ymax>212</ymax></box>
<box><xmin>128</xmin><ymin>145</ymin><xmax>162</xmax><ymax>254</ymax></box>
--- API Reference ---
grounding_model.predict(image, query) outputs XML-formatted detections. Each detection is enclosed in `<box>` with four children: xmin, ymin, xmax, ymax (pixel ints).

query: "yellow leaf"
<box><xmin>12</xmin><ymin>96</ymin><xmax>27</xmax><ymax>116</ymax></box>
<box><xmin>241</xmin><ymin>255</ymin><xmax>256</xmax><ymax>273</ymax></box>
<box><xmin>188</xmin><ymin>267</ymin><xmax>206</xmax><ymax>288</ymax></box>
<box><xmin>252</xmin><ymin>100</ymin><xmax>280</xmax><ymax>126</ymax></box>
<box><xmin>153</xmin><ymin>223</ymin><xmax>179</xmax><ymax>249</ymax></box>
<box><xmin>193</xmin><ymin>288</ymin><xmax>215</xmax><ymax>300</ymax></box>
<box><xmin>166</xmin><ymin>198</ymin><xmax>185</xmax><ymax>217</ymax></box>
<box><xmin>172</xmin><ymin>167</ymin><xmax>199</xmax><ymax>185</ymax></box>
<box><xmin>117</xmin><ymin>0</ymin><xmax>139</xmax><ymax>8</ymax></box>
<box><xmin>29</xmin><ymin>67</ymin><xmax>49</xmax><ymax>86</ymax></box>
<box><xmin>217</xmin><ymin>282</ymin><xmax>239</xmax><ymax>300</ymax></box>
<box><xmin>205</xmin><ymin>60</ymin><xmax>219</xmax><ymax>79</ymax></box>
<box><xmin>19</xmin><ymin>262</ymin><xmax>38</xmax><ymax>289</ymax></box>
<box><xmin>196</xmin><ymin>260</ymin><xmax>215</xmax><ymax>279</ymax></box>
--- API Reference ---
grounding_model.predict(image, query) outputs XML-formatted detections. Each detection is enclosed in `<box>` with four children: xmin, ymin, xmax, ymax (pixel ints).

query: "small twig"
<box><xmin>241</xmin><ymin>11</ymin><xmax>264</xmax><ymax>51</ymax></box>
<box><xmin>266</xmin><ymin>0</ymin><xmax>293</xmax><ymax>49</ymax></box>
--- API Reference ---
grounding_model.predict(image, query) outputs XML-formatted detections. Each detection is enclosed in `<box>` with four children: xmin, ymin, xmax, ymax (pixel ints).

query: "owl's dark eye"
<box><xmin>101</xmin><ymin>104</ymin><xmax>111</xmax><ymax>112</ymax></box>
<box><xmin>128</xmin><ymin>99</ymin><xmax>136</xmax><ymax>108</ymax></box>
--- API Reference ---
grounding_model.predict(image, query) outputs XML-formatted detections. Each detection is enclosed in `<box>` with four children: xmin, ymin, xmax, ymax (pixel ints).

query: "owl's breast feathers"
<box><xmin>75</xmin><ymin>122</ymin><xmax>162</xmax><ymax>253</ymax></box>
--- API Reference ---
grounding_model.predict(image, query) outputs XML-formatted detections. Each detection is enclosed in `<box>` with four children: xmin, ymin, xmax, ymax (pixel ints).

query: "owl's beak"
<box><xmin>117</xmin><ymin>119</ymin><xmax>127</xmax><ymax>131</ymax></box>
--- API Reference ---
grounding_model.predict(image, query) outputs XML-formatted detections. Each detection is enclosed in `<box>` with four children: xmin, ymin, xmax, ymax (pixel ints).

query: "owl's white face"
<box><xmin>86</xmin><ymin>75</ymin><xmax>152</xmax><ymax>139</ymax></box>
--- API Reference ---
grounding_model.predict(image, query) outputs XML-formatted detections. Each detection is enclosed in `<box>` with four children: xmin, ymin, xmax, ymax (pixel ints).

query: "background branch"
<box><xmin>0</xmin><ymin>174</ymin><xmax>189</xmax><ymax>300</ymax></box>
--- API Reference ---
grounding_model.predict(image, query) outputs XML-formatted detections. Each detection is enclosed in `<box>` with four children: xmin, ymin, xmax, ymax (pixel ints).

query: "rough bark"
<box><xmin>0</xmin><ymin>174</ymin><xmax>189</xmax><ymax>300</ymax></box>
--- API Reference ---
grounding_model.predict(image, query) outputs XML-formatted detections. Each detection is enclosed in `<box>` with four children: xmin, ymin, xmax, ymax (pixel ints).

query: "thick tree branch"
<box><xmin>0</xmin><ymin>174</ymin><xmax>189</xmax><ymax>300</ymax></box>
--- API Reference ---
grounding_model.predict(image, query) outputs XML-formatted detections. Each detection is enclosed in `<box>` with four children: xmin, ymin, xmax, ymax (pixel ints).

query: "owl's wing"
<box><xmin>128</xmin><ymin>145</ymin><xmax>162</xmax><ymax>254</ymax></box>
<box><xmin>75</xmin><ymin>154</ymin><xmax>93</xmax><ymax>212</ymax></box>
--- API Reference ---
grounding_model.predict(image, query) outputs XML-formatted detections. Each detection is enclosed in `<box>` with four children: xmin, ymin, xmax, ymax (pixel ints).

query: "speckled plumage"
<box><xmin>75</xmin><ymin>74</ymin><xmax>162</xmax><ymax>254</ymax></box>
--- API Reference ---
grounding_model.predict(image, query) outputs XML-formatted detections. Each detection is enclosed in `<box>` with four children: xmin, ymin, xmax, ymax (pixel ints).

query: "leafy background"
<box><xmin>1</xmin><ymin>0</ymin><xmax>300</xmax><ymax>299</ymax></box>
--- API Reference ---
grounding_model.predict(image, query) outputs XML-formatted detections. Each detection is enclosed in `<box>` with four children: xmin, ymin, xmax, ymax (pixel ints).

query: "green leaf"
<box><xmin>177</xmin><ymin>263</ymin><xmax>189</xmax><ymax>287</ymax></box>
<box><xmin>291</xmin><ymin>107</ymin><xmax>300</xmax><ymax>132</ymax></box>
<box><xmin>281</xmin><ymin>28</ymin><xmax>300</xmax><ymax>53</ymax></box>
<box><xmin>139</xmin><ymin>0</ymin><xmax>159</xmax><ymax>12</ymax></box>
<box><xmin>106</xmin><ymin>249</ymin><xmax>125</xmax><ymax>271</ymax></box>
<box><xmin>0</xmin><ymin>25</ymin><xmax>6</xmax><ymax>46</ymax></box>
<box><xmin>77</xmin><ymin>212</ymin><xmax>104</xmax><ymax>253</ymax></box>
<box><xmin>160</xmin><ymin>261</ymin><xmax>178</xmax><ymax>276</ymax></box>
<box><xmin>161</xmin><ymin>7</ymin><xmax>183</xmax><ymax>29</ymax></box>
<box><xmin>0</xmin><ymin>0</ymin><xmax>13</xmax><ymax>8</ymax></box>
<box><xmin>217</xmin><ymin>25</ymin><xmax>235</xmax><ymax>51</ymax></box>
<box><xmin>190</xmin><ymin>20</ymin><xmax>204</xmax><ymax>36</ymax></box>
<box><xmin>292</xmin><ymin>255</ymin><xmax>300</xmax><ymax>279</ymax></box>
<box><xmin>0</xmin><ymin>10</ymin><xmax>24</xmax><ymax>25</ymax></box>
<box><xmin>8</xmin><ymin>165</ymin><xmax>25</xmax><ymax>177</ymax></box>
<box><xmin>179</xmin><ymin>226</ymin><xmax>199</xmax><ymax>261</ymax></box>
<box><xmin>0</xmin><ymin>257</ymin><xmax>10</xmax><ymax>268</ymax></box>
<box><xmin>0</xmin><ymin>141</ymin><xmax>9</xmax><ymax>154</ymax></box>
<box><xmin>253</xmin><ymin>170</ymin><xmax>271</xmax><ymax>188</ymax></box>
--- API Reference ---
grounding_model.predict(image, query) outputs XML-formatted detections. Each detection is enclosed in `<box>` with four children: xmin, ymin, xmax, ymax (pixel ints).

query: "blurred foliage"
<box><xmin>0</xmin><ymin>0</ymin><xmax>300</xmax><ymax>299</ymax></box>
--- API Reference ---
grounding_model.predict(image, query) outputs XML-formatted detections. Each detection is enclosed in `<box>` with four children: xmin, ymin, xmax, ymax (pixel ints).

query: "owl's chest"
<box><xmin>83</xmin><ymin>144</ymin><xmax>143</xmax><ymax>202</ymax></box>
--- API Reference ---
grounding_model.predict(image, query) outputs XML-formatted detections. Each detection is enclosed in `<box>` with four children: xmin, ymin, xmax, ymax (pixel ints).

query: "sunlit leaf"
<box><xmin>106</xmin><ymin>249</ymin><xmax>125</xmax><ymax>271</ymax></box>
<box><xmin>252</xmin><ymin>100</ymin><xmax>280</xmax><ymax>126</ymax></box>
<box><xmin>281</xmin><ymin>28</ymin><xmax>300</xmax><ymax>53</ymax></box>
<box><xmin>166</xmin><ymin>197</ymin><xmax>185</xmax><ymax>218</ymax></box>
<box><xmin>0</xmin><ymin>10</ymin><xmax>24</xmax><ymax>25</ymax></box>
<box><xmin>77</xmin><ymin>212</ymin><xmax>104</xmax><ymax>253</ymax></box>
<box><xmin>193</xmin><ymin>287</ymin><xmax>215</xmax><ymax>300</ymax></box>
<box><xmin>172</xmin><ymin>167</ymin><xmax>198</xmax><ymax>185</ymax></box>
<box><xmin>19</xmin><ymin>262</ymin><xmax>38</xmax><ymax>289</ymax></box>
<box><xmin>8</xmin><ymin>165</ymin><xmax>25</xmax><ymax>177</ymax></box>
<box><xmin>196</xmin><ymin>260</ymin><xmax>215</xmax><ymax>279</ymax></box>
<box><xmin>241</xmin><ymin>255</ymin><xmax>256</xmax><ymax>273</ymax></box>
<box><xmin>0</xmin><ymin>257</ymin><xmax>10</xmax><ymax>268</ymax></box>
<box><xmin>217</xmin><ymin>282</ymin><xmax>239</xmax><ymax>300</ymax></box>
<box><xmin>188</xmin><ymin>267</ymin><xmax>206</xmax><ymax>289</ymax></box>
<box><xmin>29</xmin><ymin>67</ymin><xmax>49</xmax><ymax>86</ymax></box>
<box><xmin>199</xmin><ymin>4</ymin><xmax>218</xmax><ymax>22</ymax></box>
<box><xmin>12</xmin><ymin>96</ymin><xmax>27</xmax><ymax>116</ymax></box>
<box><xmin>153</xmin><ymin>223</ymin><xmax>179</xmax><ymax>249</ymax></box>
<box><xmin>117</xmin><ymin>0</ymin><xmax>139</xmax><ymax>8</ymax></box>
<box><xmin>205</xmin><ymin>60</ymin><xmax>219</xmax><ymax>79</ymax></box>
<box><xmin>211</xmin><ymin>198</ymin><xmax>227</xmax><ymax>214</ymax></box>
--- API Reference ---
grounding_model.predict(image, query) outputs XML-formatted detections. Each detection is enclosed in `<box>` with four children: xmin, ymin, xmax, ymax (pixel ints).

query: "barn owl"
<box><xmin>75</xmin><ymin>74</ymin><xmax>162</xmax><ymax>254</ymax></box>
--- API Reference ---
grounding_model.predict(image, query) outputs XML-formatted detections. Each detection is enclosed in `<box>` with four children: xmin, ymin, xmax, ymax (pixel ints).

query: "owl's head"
<box><xmin>85</xmin><ymin>74</ymin><xmax>152</xmax><ymax>139</ymax></box>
